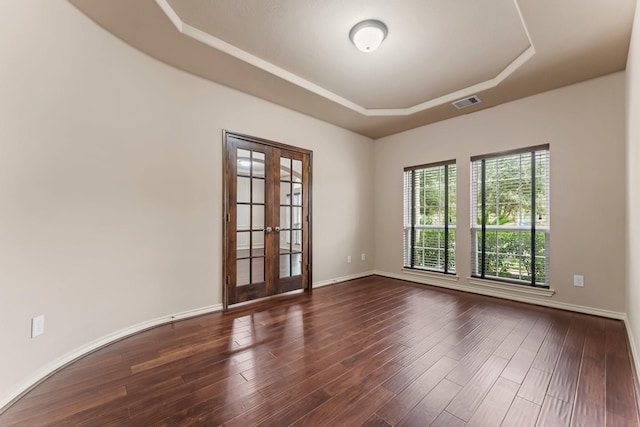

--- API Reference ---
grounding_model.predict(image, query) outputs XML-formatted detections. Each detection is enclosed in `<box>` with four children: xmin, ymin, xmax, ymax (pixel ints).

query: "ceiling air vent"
<box><xmin>452</xmin><ymin>95</ymin><xmax>481</xmax><ymax>109</ymax></box>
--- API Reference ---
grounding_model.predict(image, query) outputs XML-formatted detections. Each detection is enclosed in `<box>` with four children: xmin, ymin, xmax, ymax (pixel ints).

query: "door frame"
<box><xmin>222</xmin><ymin>130</ymin><xmax>313</xmax><ymax>311</ymax></box>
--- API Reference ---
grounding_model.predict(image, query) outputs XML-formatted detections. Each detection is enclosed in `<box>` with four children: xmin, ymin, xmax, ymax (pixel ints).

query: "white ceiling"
<box><xmin>69</xmin><ymin>0</ymin><xmax>636</xmax><ymax>138</ymax></box>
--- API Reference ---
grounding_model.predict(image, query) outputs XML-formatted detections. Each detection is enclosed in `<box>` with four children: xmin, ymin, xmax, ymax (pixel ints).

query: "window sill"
<box><xmin>402</xmin><ymin>268</ymin><xmax>459</xmax><ymax>283</ymax></box>
<box><xmin>467</xmin><ymin>277</ymin><xmax>555</xmax><ymax>298</ymax></box>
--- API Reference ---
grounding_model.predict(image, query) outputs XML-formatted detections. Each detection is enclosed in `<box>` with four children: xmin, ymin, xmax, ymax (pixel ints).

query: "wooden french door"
<box><xmin>223</xmin><ymin>132</ymin><xmax>312</xmax><ymax>309</ymax></box>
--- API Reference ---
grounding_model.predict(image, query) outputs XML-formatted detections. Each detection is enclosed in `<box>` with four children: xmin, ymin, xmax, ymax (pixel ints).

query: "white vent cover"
<box><xmin>452</xmin><ymin>95</ymin><xmax>481</xmax><ymax>109</ymax></box>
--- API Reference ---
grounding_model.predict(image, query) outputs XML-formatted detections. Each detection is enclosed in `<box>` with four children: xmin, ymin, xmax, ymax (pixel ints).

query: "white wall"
<box><xmin>0</xmin><ymin>0</ymin><xmax>374</xmax><ymax>405</ymax></box>
<box><xmin>626</xmin><ymin>0</ymin><xmax>640</xmax><ymax>377</ymax></box>
<box><xmin>374</xmin><ymin>72</ymin><xmax>627</xmax><ymax>314</ymax></box>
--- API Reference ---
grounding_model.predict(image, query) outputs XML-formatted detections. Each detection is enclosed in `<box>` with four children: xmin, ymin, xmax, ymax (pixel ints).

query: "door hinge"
<box><xmin>306</xmin><ymin>214</ymin><xmax>310</xmax><ymax>222</ymax></box>
<box><xmin>226</xmin><ymin>213</ymin><xmax>230</xmax><ymax>222</ymax></box>
<box><xmin>226</xmin><ymin>275</ymin><xmax>230</xmax><ymax>285</ymax></box>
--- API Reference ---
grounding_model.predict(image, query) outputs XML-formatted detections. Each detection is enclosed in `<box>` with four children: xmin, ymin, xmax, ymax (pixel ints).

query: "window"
<box><xmin>471</xmin><ymin>145</ymin><xmax>550</xmax><ymax>287</ymax></box>
<box><xmin>404</xmin><ymin>161</ymin><xmax>456</xmax><ymax>273</ymax></box>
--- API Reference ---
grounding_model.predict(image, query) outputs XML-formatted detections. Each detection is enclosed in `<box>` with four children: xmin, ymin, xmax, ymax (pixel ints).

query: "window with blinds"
<box><xmin>403</xmin><ymin>161</ymin><xmax>456</xmax><ymax>274</ymax></box>
<box><xmin>471</xmin><ymin>145</ymin><xmax>550</xmax><ymax>287</ymax></box>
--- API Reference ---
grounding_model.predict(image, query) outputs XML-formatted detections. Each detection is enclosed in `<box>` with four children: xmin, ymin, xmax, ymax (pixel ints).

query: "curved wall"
<box><xmin>0</xmin><ymin>0</ymin><xmax>374</xmax><ymax>406</ymax></box>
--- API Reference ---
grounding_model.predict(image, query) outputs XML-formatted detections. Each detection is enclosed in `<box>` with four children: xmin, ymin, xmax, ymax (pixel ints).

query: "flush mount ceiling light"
<box><xmin>349</xmin><ymin>19</ymin><xmax>388</xmax><ymax>53</ymax></box>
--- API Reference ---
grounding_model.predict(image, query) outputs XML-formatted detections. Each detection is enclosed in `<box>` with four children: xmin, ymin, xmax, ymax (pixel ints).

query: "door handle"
<box><xmin>274</xmin><ymin>226</ymin><xmax>280</xmax><ymax>232</ymax></box>
<box><xmin>265</xmin><ymin>227</ymin><xmax>273</xmax><ymax>233</ymax></box>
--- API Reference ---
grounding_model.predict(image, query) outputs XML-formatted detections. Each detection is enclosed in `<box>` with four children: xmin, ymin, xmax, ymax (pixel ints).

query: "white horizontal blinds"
<box><xmin>471</xmin><ymin>145</ymin><xmax>550</xmax><ymax>287</ymax></box>
<box><xmin>403</xmin><ymin>161</ymin><xmax>456</xmax><ymax>273</ymax></box>
<box><xmin>534</xmin><ymin>149</ymin><xmax>550</xmax><ymax>285</ymax></box>
<box><xmin>447</xmin><ymin>164</ymin><xmax>457</xmax><ymax>273</ymax></box>
<box><xmin>471</xmin><ymin>160</ymin><xmax>482</xmax><ymax>278</ymax></box>
<box><xmin>403</xmin><ymin>171</ymin><xmax>412</xmax><ymax>267</ymax></box>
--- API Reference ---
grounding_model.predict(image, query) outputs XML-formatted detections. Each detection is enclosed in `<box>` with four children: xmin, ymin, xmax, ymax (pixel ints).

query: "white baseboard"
<box><xmin>313</xmin><ymin>270</ymin><xmax>376</xmax><ymax>289</ymax></box>
<box><xmin>0</xmin><ymin>303</ymin><xmax>223</xmax><ymax>414</ymax></box>
<box><xmin>624</xmin><ymin>317</ymin><xmax>640</xmax><ymax>389</ymax></box>
<box><xmin>4</xmin><ymin>271</ymin><xmax>632</xmax><ymax>414</ymax></box>
<box><xmin>374</xmin><ymin>270</ymin><xmax>626</xmax><ymax>320</ymax></box>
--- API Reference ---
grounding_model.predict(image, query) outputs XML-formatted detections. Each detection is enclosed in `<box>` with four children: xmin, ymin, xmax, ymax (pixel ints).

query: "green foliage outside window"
<box><xmin>472</xmin><ymin>148</ymin><xmax>550</xmax><ymax>287</ymax></box>
<box><xmin>404</xmin><ymin>162</ymin><xmax>456</xmax><ymax>273</ymax></box>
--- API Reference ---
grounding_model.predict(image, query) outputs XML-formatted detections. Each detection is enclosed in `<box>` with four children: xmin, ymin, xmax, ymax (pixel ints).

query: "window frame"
<box><xmin>403</xmin><ymin>159</ymin><xmax>457</xmax><ymax>274</ymax></box>
<box><xmin>471</xmin><ymin>144</ymin><xmax>550</xmax><ymax>288</ymax></box>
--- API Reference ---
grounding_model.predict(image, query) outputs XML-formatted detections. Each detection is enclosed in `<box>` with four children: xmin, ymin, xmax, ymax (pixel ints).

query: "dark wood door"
<box><xmin>223</xmin><ymin>132</ymin><xmax>311</xmax><ymax>309</ymax></box>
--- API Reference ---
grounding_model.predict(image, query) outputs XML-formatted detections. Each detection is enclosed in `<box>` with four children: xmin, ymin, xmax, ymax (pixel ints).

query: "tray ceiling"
<box><xmin>69</xmin><ymin>0</ymin><xmax>636</xmax><ymax>138</ymax></box>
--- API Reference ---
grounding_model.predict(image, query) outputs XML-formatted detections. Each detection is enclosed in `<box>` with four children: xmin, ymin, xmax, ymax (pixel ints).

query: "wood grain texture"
<box><xmin>0</xmin><ymin>276</ymin><xmax>637</xmax><ymax>426</ymax></box>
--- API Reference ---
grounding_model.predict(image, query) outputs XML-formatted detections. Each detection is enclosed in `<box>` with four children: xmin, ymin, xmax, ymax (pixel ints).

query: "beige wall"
<box><xmin>626</xmin><ymin>0</ymin><xmax>640</xmax><ymax>375</ymax></box>
<box><xmin>374</xmin><ymin>72</ymin><xmax>627</xmax><ymax>313</ymax></box>
<box><xmin>1</xmin><ymin>0</ymin><xmax>635</xmax><ymax>411</ymax></box>
<box><xmin>0</xmin><ymin>0</ymin><xmax>374</xmax><ymax>403</ymax></box>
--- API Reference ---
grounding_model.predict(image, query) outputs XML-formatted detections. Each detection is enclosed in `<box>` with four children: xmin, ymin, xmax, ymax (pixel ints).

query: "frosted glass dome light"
<box><xmin>349</xmin><ymin>20</ymin><xmax>388</xmax><ymax>53</ymax></box>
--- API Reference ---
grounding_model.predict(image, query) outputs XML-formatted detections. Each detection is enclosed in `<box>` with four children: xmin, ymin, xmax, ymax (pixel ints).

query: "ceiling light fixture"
<box><xmin>349</xmin><ymin>20</ymin><xmax>388</xmax><ymax>53</ymax></box>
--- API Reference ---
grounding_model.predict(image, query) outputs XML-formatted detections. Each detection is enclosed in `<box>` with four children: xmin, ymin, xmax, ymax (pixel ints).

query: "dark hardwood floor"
<box><xmin>1</xmin><ymin>276</ymin><xmax>639</xmax><ymax>426</ymax></box>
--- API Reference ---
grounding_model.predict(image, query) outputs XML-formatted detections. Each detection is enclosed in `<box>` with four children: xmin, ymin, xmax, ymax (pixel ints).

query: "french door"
<box><xmin>223</xmin><ymin>132</ymin><xmax>312</xmax><ymax>309</ymax></box>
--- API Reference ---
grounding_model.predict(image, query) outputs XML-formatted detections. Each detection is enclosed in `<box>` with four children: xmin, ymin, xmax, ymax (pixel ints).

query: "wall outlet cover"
<box><xmin>32</xmin><ymin>314</ymin><xmax>45</xmax><ymax>338</ymax></box>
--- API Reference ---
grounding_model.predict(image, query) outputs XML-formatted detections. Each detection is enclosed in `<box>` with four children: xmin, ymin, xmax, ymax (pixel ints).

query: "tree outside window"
<box><xmin>471</xmin><ymin>145</ymin><xmax>550</xmax><ymax>287</ymax></box>
<box><xmin>404</xmin><ymin>161</ymin><xmax>456</xmax><ymax>274</ymax></box>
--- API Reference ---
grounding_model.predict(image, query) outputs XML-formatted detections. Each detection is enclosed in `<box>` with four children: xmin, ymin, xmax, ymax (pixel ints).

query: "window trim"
<box><xmin>471</xmin><ymin>144</ymin><xmax>550</xmax><ymax>288</ymax></box>
<box><xmin>404</xmin><ymin>159</ymin><xmax>457</xmax><ymax>274</ymax></box>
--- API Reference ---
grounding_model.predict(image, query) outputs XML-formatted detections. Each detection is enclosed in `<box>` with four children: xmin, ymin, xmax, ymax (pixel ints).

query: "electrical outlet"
<box><xmin>347</xmin><ymin>256</ymin><xmax>352</xmax><ymax>264</ymax></box>
<box><xmin>31</xmin><ymin>315</ymin><xmax>45</xmax><ymax>338</ymax></box>
<box><xmin>361</xmin><ymin>253</ymin><xmax>366</xmax><ymax>261</ymax></box>
<box><xmin>573</xmin><ymin>275</ymin><xmax>584</xmax><ymax>287</ymax></box>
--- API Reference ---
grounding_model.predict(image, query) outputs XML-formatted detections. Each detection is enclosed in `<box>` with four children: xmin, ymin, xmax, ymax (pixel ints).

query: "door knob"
<box><xmin>274</xmin><ymin>226</ymin><xmax>280</xmax><ymax>232</ymax></box>
<box><xmin>265</xmin><ymin>227</ymin><xmax>273</xmax><ymax>233</ymax></box>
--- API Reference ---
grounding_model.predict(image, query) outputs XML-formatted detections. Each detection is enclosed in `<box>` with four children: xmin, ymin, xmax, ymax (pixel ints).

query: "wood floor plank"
<box><xmin>466</xmin><ymin>377</ymin><xmax>519</xmax><ymax>427</ymax></box>
<box><xmin>376</xmin><ymin>356</ymin><xmax>458</xmax><ymax>424</ymax></box>
<box><xmin>290</xmin><ymin>360</ymin><xmax>402</xmax><ymax>426</ymax></box>
<box><xmin>1</xmin><ymin>276</ymin><xmax>638</xmax><ymax>426</ymax></box>
<box><xmin>396</xmin><ymin>379</ymin><xmax>462</xmax><ymax>427</ymax></box>
<box><xmin>531</xmin><ymin>314</ymin><xmax>571</xmax><ymax>373</ymax></box>
<box><xmin>446</xmin><ymin>322</ymin><xmax>512</xmax><ymax>387</ymax></box>
<box><xmin>571</xmin><ymin>318</ymin><xmax>605</xmax><ymax>427</ymax></box>
<box><xmin>321</xmin><ymin>385</ymin><xmax>395</xmax><ymax>427</ymax></box>
<box><xmin>517</xmin><ymin>367</ymin><xmax>552</xmax><ymax>406</ymax></box>
<box><xmin>431</xmin><ymin>411</ymin><xmax>468</xmax><ymax>427</ymax></box>
<box><xmin>500</xmin><ymin>347</ymin><xmax>537</xmax><ymax>384</ymax></box>
<box><xmin>445</xmin><ymin>354</ymin><xmax>510</xmax><ymax>421</ymax></box>
<box><xmin>381</xmin><ymin>338</ymin><xmax>455</xmax><ymax>394</ymax></box>
<box><xmin>537</xmin><ymin>395</ymin><xmax>572</xmax><ymax>427</ymax></box>
<box><xmin>605</xmin><ymin>320</ymin><xmax>640</xmax><ymax>426</ymax></box>
<box><xmin>501</xmin><ymin>396</ymin><xmax>541</xmax><ymax>427</ymax></box>
<box><xmin>546</xmin><ymin>316</ymin><xmax>587</xmax><ymax>403</ymax></box>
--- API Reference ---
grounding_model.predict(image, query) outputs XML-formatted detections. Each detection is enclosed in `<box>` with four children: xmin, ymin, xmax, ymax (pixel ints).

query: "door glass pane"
<box><xmin>237</xmin><ymin>258</ymin><xmax>250</xmax><ymax>286</ymax></box>
<box><xmin>237</xmin><ymin>205</ymin><xmax>250</xmax><ymax>231</ymax></box>
<box><xmin>293</xmin><ymin>230</ymin><xmax>302</xmax><ymax>249</ymax></box>
<box><xmin>280</xmin><ymin>254</ymin><xmax>290</xmax><ymax>278</ymax></box>
<box><xmin>292</xmin><ymin>253</ymin><xmax>302</xmax><ymax>276</ymax></box>
<box><xmin>252</xmin><ymin>230</ymin><xmax>264</xmax><ymax>256</ymax></box>
<box><xmin>237</xmin><ymin>149</ymin><xmax>251</xmax><ymax>176</ymax></box>
<box><xmin>280</xmin><ymin>230</ymin><xmax>291</xmax><ymax>252</ymax></box>
<box><xmin>252</xmin><ymin>178</ymin><xmax>265</xmax><ymax>204</ymax></box>
<box><xmin>252</xmin><ymin>205</ymin><xmax>264</xmax><ymax>229</ymax></box>
<box><xmin>292</xmin><ymin>160</ymin><xmax>302</xmax><ymax>182</ymax></box>
<box><xmin>253</xmin><ymin>152</ymin><xmax>265</xmax><ymax>178</ymax></box>
<box><xmin>280</xmin><ymin>206</ymin><xmax>290</xmax><ymax>229</ymax></box>
<box><xmin>280</xmin><ymin>182</ymin><xmax>291</xmax><ymax>205</ymax></box>
<box><xmin>293</xmin><ymin>207</ymin><xmax>302</xmax><ymax>229</ymax></box>
<box><xmin>237</xmin><ymin>176</ymin><xmax>250</xmax><ymax>203</ymax></box>
<box><xmin>292</xmin><ymin>183</ymin><xmax>302</xmax><ymax>204</ymax></box>
<box><xmin>251</xmin><ymin>257</ymin><xmax>264</xmax><ymax>283</ymax></box>
<box><xmin>280</xmin><ymin>157</ymin><xmax>292</xmax><ymax>181</ymax></box>
<box><xmin>236</xmin><ymin>231</ymin><xmax>250</xmax><ymax>255</ymax></box>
